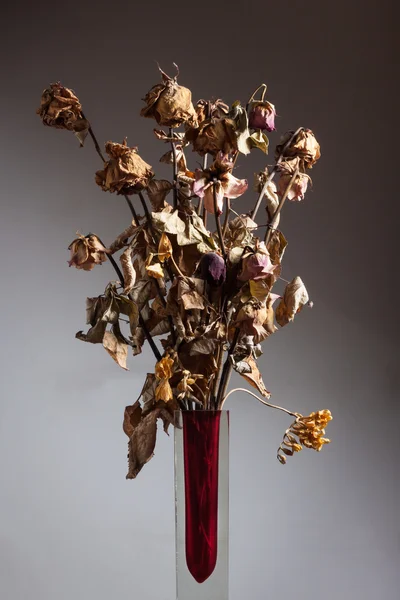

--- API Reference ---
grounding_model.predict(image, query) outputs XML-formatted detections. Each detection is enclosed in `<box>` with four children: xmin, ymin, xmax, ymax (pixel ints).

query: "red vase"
<box><xmin>175</xmin><ymin>410</ymin><xmax>229</xmax><ymax>600</ymax></box>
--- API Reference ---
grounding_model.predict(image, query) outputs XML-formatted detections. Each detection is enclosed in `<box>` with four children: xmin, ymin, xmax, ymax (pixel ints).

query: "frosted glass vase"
<box><xmin>174</xmin><ymin>410</ymin><xmax>229</xmax><ymax>600</ymax></box>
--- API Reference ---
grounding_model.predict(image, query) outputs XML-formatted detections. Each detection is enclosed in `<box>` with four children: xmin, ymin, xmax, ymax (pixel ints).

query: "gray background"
<box><xmin>0</xmin><ymin>1</ymin><xmax>398</xmax><ymax>599</ymax></box>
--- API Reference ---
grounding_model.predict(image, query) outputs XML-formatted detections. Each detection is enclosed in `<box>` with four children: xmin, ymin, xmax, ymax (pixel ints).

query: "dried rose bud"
<box><xmin>276</xmin><ymin>128</ymin><xmax>321</xmax><ymax>168</ymax></box>
<box><xmin>95</xmin><ymin>140</ymin><xmax>153</xmax><ymax>195</ymax></box>
<box><xmin>238</xmin><ymin>245</ymin><xmax>276</xmax><ymax>282</ymax></box>
<box><xmin>140</xmin><ymin>65</ymin><xmax>197</xmax><ymax>128</ymax></box>
<box><xmin>68</xmin><ymin>234</ymin><xmax>108</xmax><ymax>271</ymax></box>
<box><xmin>36</xmin><ymin>82</ymin><xmax>89</xmax><ymax>145</ymax></box>
<box><xmin>248</xmin><ymin>101</ymin><xmax>276</xmax><ymax>132</ymax></box>
<box><xmin>199</xmin><ymin>252</ymin><xmax>226</xmax><ymax>286</ymax></box>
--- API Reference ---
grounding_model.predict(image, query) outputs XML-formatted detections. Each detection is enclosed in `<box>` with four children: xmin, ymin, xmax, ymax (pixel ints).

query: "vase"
<box><xmin>174</xmin><ymin>410</ymin><xmax>229</xmax><ymax>600</ymax></box>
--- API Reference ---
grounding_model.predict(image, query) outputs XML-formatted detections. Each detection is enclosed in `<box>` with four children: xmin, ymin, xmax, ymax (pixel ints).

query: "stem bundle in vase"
<box><xmin>36</xmin><ymin>66</ymin><xmax>332</xmax><ymax>479</ymax></box>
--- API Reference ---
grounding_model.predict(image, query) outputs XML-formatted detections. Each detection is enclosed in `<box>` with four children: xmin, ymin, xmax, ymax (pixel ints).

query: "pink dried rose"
<box><xmin>68</xmin><ymin>234</ymin><xmax>109</xmax><ymax>271</ymax></box>
<box><xmin>36</xmin><ymin>82</ymin><xmax>89</xmax><ymax>145</ymax></box>
<box><xmin>277</xmin><ymin>160</ymin><xmax>310</xmax><ymax>201</ymax></box>
<box><xmin>276</xmin><ymin>128</ymin><xmax>321</xmax><ymax>168</ymax></box>
<box><xmin>248</xmin><ymin>101</ymin><xmax>276</xmax><ymax>132</ymax></box>
<box><xmin>95</xmin><ymin>140</ymin><xmax>153</xmax><ymax>195</ymax></box>
<box><xmin>238</xmin><ymin>243</ymin><xmax>277</xmax><ymax>281</ymax></box>
<box><xmin>140</xmin><ymin>65</ymin><xmax>197</xmax><ymax>128</ymax></box>
<box><xmin>193</xmin><ymin>153</ymin><xmax>248</xmax><ymax>215</ymax></box>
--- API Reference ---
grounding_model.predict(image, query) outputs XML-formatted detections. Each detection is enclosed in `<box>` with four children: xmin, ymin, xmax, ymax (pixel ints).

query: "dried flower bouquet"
<box><xmin>37</xmin><ymin>65</ymin><xmax>332</xmax><ymax>479</ymax></box>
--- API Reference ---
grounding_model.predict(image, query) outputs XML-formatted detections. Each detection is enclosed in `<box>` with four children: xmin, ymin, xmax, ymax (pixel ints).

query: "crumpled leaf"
<box><xmin>109</xmin><ymin>221</ymin><xmax>137</xmax><ymax>254</ymax></box>
<box><xmin>155</xmin><ymin>355</ymin><xmax>175</xmax><ymax>402</ymax></box>
<box><xmin>120</xmin><ymin>247</ymin><xmax>136</xmax><ymax>294</ymax></box>
<box><xmin>145</xmin><ymin>253</ymin><xmax>165</xmax><ymax>279</ymax></box>
<box><xmin>232</xmin><ymin>355</ymin><xmax>271</xmax><ymax>398</ymax></box>
<box><xmin>126</xmin><ymin>408</ymin><xmax>174</xmax><ymax>479</ymax></box>
<box><xmin>146</xmin><ymin>179</ymin><xmax>173</xmax><ymax>212</ymax></box>
<box><xmin>267</xmin><ymin>230</ymin><xmax>288</xmax><ymax>266</ymax></box>
<box><xmin>177</xmin><ymin>278</ymin><xmax>205</xmax><ymax>310</ymax></box>
<box><xmin>230</xmin><ymin>101</ymin><xmax>251</xmax><ymax>155</ymax></box>
<box><xmin>123</xmin><ymin>400</ymin><xmax>142</xmax><ymax>438</ymax></box>
<box><xmin>189</xmin><ymin>338</ymin><xmax>216</xmax><ymax>355</ymax></box>
<box><xmin>103</xmin><ymin>330</ymin><xmax>128</xmax><ymax>370</ymax></box>
<box><xmin>275</xmin><ymin>276</ymin><xmax>309</xmax><ymax>326</ymax></box>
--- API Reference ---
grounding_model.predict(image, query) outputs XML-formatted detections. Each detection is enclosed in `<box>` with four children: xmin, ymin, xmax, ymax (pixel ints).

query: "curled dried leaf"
<box><xmin>120</xmin><ymin>247</ymin><xmax>136</xmax><ymax>294</ymax></box>
<box><xmin>158</xmin><ymin>233</ymin><xmax>173</xmax><ymax>262</ymax></box>
<box><xmin>103</xmin><ymin>330</ymin><xmax>128</xmax><ymax>370</ymax></box>
<box><xmin>275</xmin><ymin>276</ymin><xmax>309</xmax><ymax>327</ymax></box>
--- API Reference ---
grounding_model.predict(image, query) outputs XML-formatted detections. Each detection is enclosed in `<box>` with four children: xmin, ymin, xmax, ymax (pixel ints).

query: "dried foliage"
<box><xmin>37</xmin><ymin>66</ymin><xmax>332</xmax><ymax>477</ymax></box>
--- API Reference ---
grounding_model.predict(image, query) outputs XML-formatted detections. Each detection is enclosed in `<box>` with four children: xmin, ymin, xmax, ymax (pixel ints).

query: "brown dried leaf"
<box><xmin>146</xmin><ymin>179</ymin><xmax>173</xmax><ymax>212</ymax></box>
<box><xmin>120</xmin><ymin>247</ymin><xmax>136</xmax><ymax>294</ymax></box>
<box><xmin>123</xmin><ymin>400</ymin><xmax>142</xmax><ymax>437</ymax></box>
<box><xmin>237</xmin><ymin>355</ymin><xmax>271</xmax><ymax>398</ymax></box>
<box><xmin>275</xmin><ymin>276</ymin><xmax>309</xmax><ymax>327</ymax></box>
<box><xmin>158</xmin><ymin>232</ymin><xmax>173</xmax><ymax>262</ymax></box>
<box><xmin>102</xmin><ymin>330</ymin><xmax>128</xmax><ymax>370</ymax></box>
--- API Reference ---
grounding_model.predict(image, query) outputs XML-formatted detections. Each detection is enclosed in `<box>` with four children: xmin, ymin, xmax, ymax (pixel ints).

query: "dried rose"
<box><xmin>193</xmin><ymin>153</ymin><xmax>248</xmax><ymax>214</ymax></box>
<box><xmin>276</xmin><ymin>129</ymin><xmax>321</xmax><ymax>168</ymax></box>
<box><xmin>140</xmin><ymin>65</ymin><xmax>197</xmax><ymax>128</ymax></box>
<box><xmin>95</xmin><ymin>140</ymin><xmax>153</xmax><ymax>195</ymax></box>
<box><xmin>185</xmin><ymin>99</ymin><xmax>236</xmax><ymax>156</ymax></box>
<box><xmin>68</xmin><ymin>233</ymin><xmax>108</xmax><ymax>271</ymax></box>
<box><xmin>198</xmin><ymin>252</ymin><xmax>226</xmax><ymax>286</ymax></box>
<box><xmin>248</xmin><ymin>101</ymin><xmax>276</xmax><ymax>132</ymax></box>
<box><xmin>277</xmin><ymin>159</ymin><xmax>310</xmax><ymax>201</ymax></box>
<box><xmin>36</xmin><ymin>82</ymin><xmax>89</xmax><ymax>145</ymax></box>
<box><xmin>238</xmin><ymin>243</ymin><xmax>276</xmax><ymax>282</ymax></box>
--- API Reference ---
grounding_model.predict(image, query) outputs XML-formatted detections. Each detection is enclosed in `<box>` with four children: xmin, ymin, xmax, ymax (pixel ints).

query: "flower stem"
<box><xmin>264</xmin><ymin>167</ymin><xmax>299</xmax><ymax>245</ymax></box>
<box><xmin>251</xmin><ymin>127</ymin><xmax>304</xmax><ymax>221</ymax></box>
<box><xmin>221</xmin><ymin>387</ymin><xmax>298</xmax><ymax>417</ymax></box>
<box><xmin>170</xmin><ymin>128</ymin><xmax>178</xmax><ymax>209</ymax></box>
<box><xmin>213</xmin><ymin>179</ymin><xmax>227</xmax><ymax>261</ymax></box>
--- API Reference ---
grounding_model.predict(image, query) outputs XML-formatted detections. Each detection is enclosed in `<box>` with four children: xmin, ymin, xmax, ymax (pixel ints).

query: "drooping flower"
<box><xmin>277</xmin><ymin>409</ymin><xmax>332</xmax><ymax>463</ymax></box>
<box><xmin>248</xmin><ymin>100</ymin><xmax>276</xmax><ymax>132</ymax></box>
<box><xmin>198</xmin><ymin>252</ymin><xmax>226</xmax><ymax>286</ymax></box>
<box><xmin>238</xmin><ymin>242</ymin><xmax>277</xmax><ymax>282</ymax></box>
<box><xmin>193</xmin><ymin>153</ymin><xmax>248</xmax><ymax>214</ymax></box>
<box><xmin>68</xmin><ymin>233</ymin><xmax>109</xmax><ymax>271</ymax></box>
<box><xmin>277</xmin><ymin>158</ymin><xmax>310</xmax><ymax>201</ymax></box>
<box><xmin>140</xmin><ymin>65</ymin><xmax>197</xmax><ymax>128</ymax></box>
<box><xmin>276</xmin><ymin>128</ymin><xmax>321</xmax><ymax>168</ymax></box>
<box><xmin>36</xmin><ymin>82</ymin><xmax>89</xmax><ymax>145</ymax></box>
<box><xmin>95</xmin><ymin>140</ymin><xmax>153</xmax><ymax>195</ymax></box>
<box><xmin>185</xmin><ymin>99</ymin><xmax>237</xmax><ymax>156</ymax></box>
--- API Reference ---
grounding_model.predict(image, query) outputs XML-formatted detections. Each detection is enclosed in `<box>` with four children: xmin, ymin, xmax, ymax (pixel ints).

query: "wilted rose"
<box><xmin>68</xmin><ymin>234</ymin><xmax>109</xmax><ymax>271</ymax></box>
<box><xmin>95</xmin><ymin>140</ymin><xmax>153</xmax><ymax>195</ymax></box>
<box><xmin>199</xmin><ymin>252</ymin><xmax>226</xmax><ymax>286</ymax></box>
<box><xmin>193</xmin><ymin>153</ymin><xmax>248</xmax><ymax>214</ymax></box>
<box><xmin>276</xmin><ymin>128</ymin><xmax>321</xmax><ymax>168</ymax></box>
<box><xmin>238</xmin><ymin>245</ymin><xmax>277</xmax><ymax>282</ymax></box>
<box><xmin>277</xmin><ymin>159</ymin><xmax>310</xmax><ymax>201</ymax></box>
<box><xmin>185</xmin><ymin>99</ymin><xmax>237</xmax><ymax>156</ymax></box>
<box><xmin>248</xmin><ymin>101</ymin><xmax>276</xmax><ymax>132</ymax></box>
<box><xmin>140</xmin><ymin>66</ymin><xmax>197</xmax><ymax>128</ymax></box>
<box><xmin>36</xmin><ymin>82</ymin><xmax>89</xmax><ymax>145</ymax></box>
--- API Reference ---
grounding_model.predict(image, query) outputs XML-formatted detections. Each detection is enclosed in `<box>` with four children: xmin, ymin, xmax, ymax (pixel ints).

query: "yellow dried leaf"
<box><xmin>158</xmin><ymin>232</ymin><xmax>173</xmax><ymax>262</ymax></box>
<box><xmin>146</xmin><ymin>262</ymin><xmax>164</xmax><ymax>279</ymax></box>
